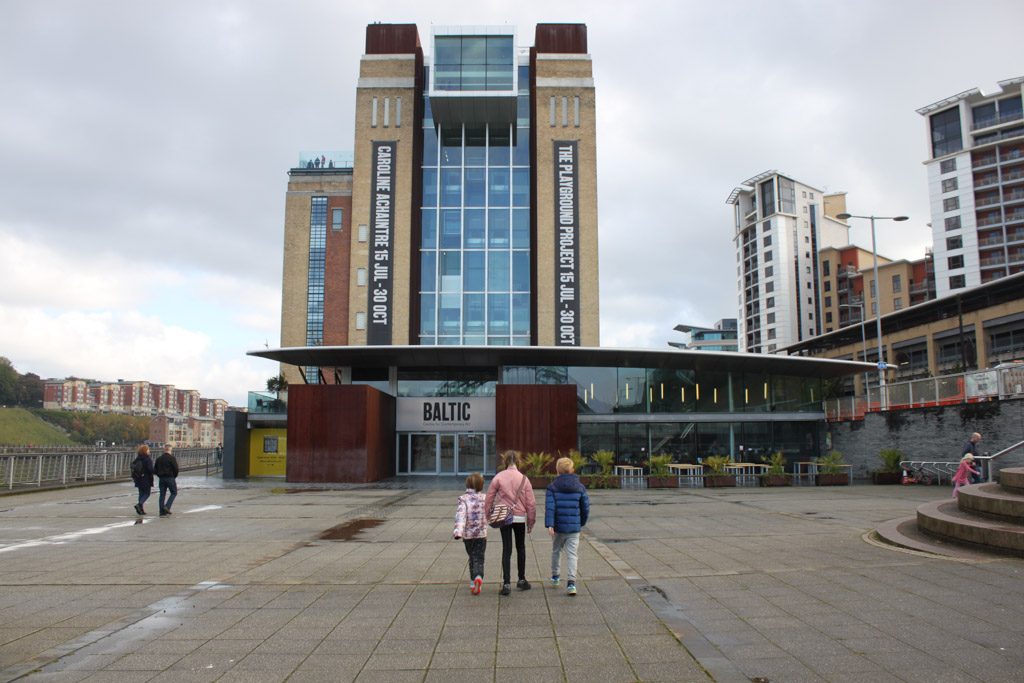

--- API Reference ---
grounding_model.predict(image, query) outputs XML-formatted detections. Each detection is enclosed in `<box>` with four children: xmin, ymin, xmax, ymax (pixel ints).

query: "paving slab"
<box><xmin>1</xmin><ymin>474</ymin><xmax>1023</xmax><ymax>681</ymax></box>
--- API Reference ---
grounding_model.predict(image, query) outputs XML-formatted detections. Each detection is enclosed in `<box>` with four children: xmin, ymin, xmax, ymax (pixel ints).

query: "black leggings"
<box><xmin>499</xmin><ymin>522</ymin><xmax>527</xmax><ymax>584</ymax></box>
<box><xmin>463</xmin><ymin>538</ymin><xmax>486</xmax><ymax>580</ymax></box>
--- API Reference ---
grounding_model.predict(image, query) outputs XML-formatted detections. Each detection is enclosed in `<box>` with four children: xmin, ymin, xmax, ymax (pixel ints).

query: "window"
<box><xmin>764</xmin><ymin>266</ymin><xmax>773</xmax><ymax>277</ymax></box>
<box><xmin>892</xmin><ymin>274</ymin><xmax>902</xmax><ymax>293</ymax></box>
<box><xmin>357</xmin><ymin>268</ymin><xmax>367</xmax><ymax>286</ymax></box>
<box><xmin>767</xmin><ymin>328</ymin><xmax>776</xmax><ymax>340</ymax></box>
<box><xmin>355</xmin><ymin>312</ymin><xmax>367</xmax><ymax>329</ymax></box>
<box><xmin>331</xmin><ymin>208</ymin><xmax>343</xmax><ymax>231</ymax></box>
<box><xmin>825</xmin><ymin>312</ymin><xmax>833</xmax><ymax>323</ymax></box>
<box><xmin>870</xmin><ymin>279</ymin><xmax>876</xmax><ymax>297</ymax></box>
<box><xmin>766</xmin><ymin>297</ymin><xmax>774</xmax><ymax>308</ymax></box>
<box><xmin>763</xmin><ymin>235</ymin><xmax>772</xmax><ymax>247</ymax></box>
<box><xmin>946</xmin><ymin>235</ymin><xmax>963</xmax><ymax>250</ymax></box>
<box><xmin>945</xmin><ymin>215</ymin><xmax>961</xmax><ymax>231</ymax></box>
<box><xmin>806</xmin><ymin>282</ymin><xmax>811</xmax><ymax>289</ymax></box>
<box><xmin>930</xmin><ymin>107</ymin><xmax>963</xmax><ymax>157</ymax></box>
<box><xmin>807</xmin><ymin>298</ymin><xmax>812</xmax><ymax>305</ymax></box>
<box><xmin>358</xmin><ymin>224</ymin><xmax>369</xmax><ymax>241</ymax></box>
<box><xmin>765</xmin><ymin>282</ymin><xmax>774</xmax><ymax>293</ymax></box>
<box><xmin>941</xmin><ymin>178</ymin><xmax>958</xmax><ymax>193</ymax></box>
<box><xmin>825</xmin><ymin>296</ymin><xmax>832</xmax><ymax>307</ymax></box>
<box><xmin>805</xmin><ymin>266</ymin><xmax>811</xmax><ymax>274</ymax></box>
<box><xmin>764</xmin><ymin>250</ymin><xmax>772</xmax><ymax>262</ymax></box>
<box><xmin>949</xmin><ymin>274</ymin><xmax>966</xmax><ymax>289</ymax></box>
<box><xmin>940</xmin><ymin>158</ymin><xmax>957</xmax><ymax>174</ymax></box>
<box><xmin>948</xmin><ymin>254</ymin><xmax>964</xmax><ymax>269</ymax></box>
<box><xmin>766</xmin><ymin>312</ymin><xmax>775</xmax><ymax>324</ymax></box>
<box><xmin>822</xmin><ymin>260</ymin><xmax>830</xmax><ymax>276</ymax></box>
<box><xmin>943</xmin><ymin>197</ymin><xmax>960</xmax><ymax>212</ymax></box>
<box><xmin>871</xmin><ymin>302</ymin><xmax>877</xmax><ymax>315</ymax></box>
<box><xmin>894</xmin><ymin>297</ymin><xmax>903</xmax><ymax>310</ymax></box>
<box><xmin>824</xmin><ymin>280</ymin><xmax>831</xmax><ymax>292</ymax></box>
<box><xmin>808</xmin><ymin>313</ymin><xmax>813</xmax><ymax>320</ymax></box>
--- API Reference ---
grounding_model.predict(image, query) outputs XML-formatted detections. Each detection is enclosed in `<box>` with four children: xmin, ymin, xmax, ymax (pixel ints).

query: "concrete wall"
<box><xmin>829</xmin><ymin>397</ymin><xmax>1024</xmax><ymax>480</ymax></box>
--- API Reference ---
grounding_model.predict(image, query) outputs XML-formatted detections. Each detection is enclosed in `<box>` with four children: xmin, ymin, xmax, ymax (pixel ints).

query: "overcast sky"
<box><xmin>1</xmin><ymin>0</ymin><xmax>1022</xmax><ymax>406</ymax></box>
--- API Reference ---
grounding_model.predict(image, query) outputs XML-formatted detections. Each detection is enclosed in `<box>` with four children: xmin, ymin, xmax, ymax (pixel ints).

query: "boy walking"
<box><xmin>545</xmin><ymin>457</ymin><xmax>590</xmax><ymax>596</ymax></box>
<box><xmin>154</xmin><ymin>445</ymin><xmax>179</xmax><ymax>516</ymax></box>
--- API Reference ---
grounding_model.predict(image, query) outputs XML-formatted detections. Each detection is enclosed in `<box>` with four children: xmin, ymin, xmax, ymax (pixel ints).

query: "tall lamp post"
<box><xmin>836</xmin><ymin>212</ymin><xmax>909</xmax><ymax>410</ymax></box>
<box><xmin>838</xmin><ymin>300</ymin><xmax>868</xmax><ymax>394</ymax></box>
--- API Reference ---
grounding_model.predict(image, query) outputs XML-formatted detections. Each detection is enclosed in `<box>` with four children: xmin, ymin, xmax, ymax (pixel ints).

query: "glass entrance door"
<box><xmin>439</xmin><ymin>434</ymin><xmax>456</xmax><ymax>474</ymax></box>
<box><xmin>411</xmin><ymin>434</ymin><xmax>437</xmax><ymax>473</ymax></box>
<box><xmin>459</xmin><ymin>434</ymin><xmax>485</xmax><ymax>473</ymax></box>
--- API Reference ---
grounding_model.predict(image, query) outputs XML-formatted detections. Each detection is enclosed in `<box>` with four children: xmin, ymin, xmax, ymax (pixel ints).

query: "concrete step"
<box><xmin>917</xmin><ymin>499</ymin><xmax>1024</xmax><ymax>556</ymax></box>
<box><xmin>874</xmin><ymin>515</ymin><xmax>998</xmax><ymax>560</ymax></box>
<box><xmin>957</xmin><ymin>482</ymin><xmax>1024</xmax><ymax>522</ymax></box>
<box><xmin>998</xmin><ymin>466</ymin><xmax>1024</xmax><ymax>494</ymax></box>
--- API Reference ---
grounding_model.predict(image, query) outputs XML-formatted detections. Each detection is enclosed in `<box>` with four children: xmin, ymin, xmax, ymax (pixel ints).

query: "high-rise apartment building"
<box><xmin>669</xmin><ymin>319</ymin><xmax>738</xmax><ymax>352</ymax></box>
<box><xmin>918</xmin><ymin>77</ymin><xmax>1024</xmax><ymax>297</ymax></box>
<box><xmin>727</xmin><ymin>171</ymin><xmax>849</xmax><ymax>353</ymax></box>
<box><xmin>279</xmin><ymin>23</ymin><xmax>599</xmax><ymax>384</ymax></box>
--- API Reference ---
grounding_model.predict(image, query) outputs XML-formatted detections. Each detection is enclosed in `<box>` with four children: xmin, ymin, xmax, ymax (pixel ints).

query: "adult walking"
<box><xmin>962</xmin><ymin>432</ymin><xmax>983</xmax><ymax>483</ymax></box>
<box><xmin>485</xmin><ymin>451</ymin><xmax>535</xmax><ymax>596</ymax></box>
<box><xmin>130</xmin><ymin>445</ymin><xmax>155</xmax><ymax>515</ymax></box>
<box><xmin>154</xmin><ymin>444</ymin><xmax>179</xmax><ymax>516</ymax></box>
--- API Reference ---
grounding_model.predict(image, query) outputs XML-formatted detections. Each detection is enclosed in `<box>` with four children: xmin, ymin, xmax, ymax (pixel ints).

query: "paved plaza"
<box><xmin>0</xmin><ymin>475</ymin><xmax>1022</xmax><ymax>682</ymax></box>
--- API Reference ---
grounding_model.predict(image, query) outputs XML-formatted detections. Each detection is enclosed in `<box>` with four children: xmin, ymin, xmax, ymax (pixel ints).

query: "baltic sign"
<box><xmin>368</xmin><ymin>141</ymin><xmax>396</xmax><ymax>345</ymax></box>
<box><xmin>396</xmin><ymin>397</ymin><xmax>496</xmax><ymax>432</ymax></box>
<box><xmin>553</xmin><ymin>141</ymin><xmax>581</xmax><ymax>346</ymax></box>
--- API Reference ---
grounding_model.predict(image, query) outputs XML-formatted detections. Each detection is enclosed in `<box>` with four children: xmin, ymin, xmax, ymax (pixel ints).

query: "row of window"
<box><xmin>422</xmin><ymin>167</ymin><xmax>530</xmax><ymax>207</ymax></box>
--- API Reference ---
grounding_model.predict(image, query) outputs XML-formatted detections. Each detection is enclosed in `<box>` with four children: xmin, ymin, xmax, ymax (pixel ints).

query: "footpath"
<box><xmin>0</xmin><ymin>475</ymin><xmax>1022</xmax><ymax>682</ymax></box>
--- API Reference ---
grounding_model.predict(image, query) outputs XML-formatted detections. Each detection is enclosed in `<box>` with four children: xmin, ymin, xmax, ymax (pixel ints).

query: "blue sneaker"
<box><xmin>567</xmin><ymin>582</ymin><xmax>577</xmax><ymax>596</ymax></box>
<box><xmin>550</xmin><ymin>576</ymin><xmax>560</xmax><ymax>587</ymax></box>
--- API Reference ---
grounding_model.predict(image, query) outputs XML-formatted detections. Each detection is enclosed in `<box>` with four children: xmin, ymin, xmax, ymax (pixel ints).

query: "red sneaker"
<box><xmin>471</xmin><ymin>576</ymin><xmax>483</xmax><ymax>595</ymax></box>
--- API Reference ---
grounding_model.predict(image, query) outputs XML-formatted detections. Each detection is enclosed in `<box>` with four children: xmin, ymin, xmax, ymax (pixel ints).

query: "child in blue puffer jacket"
<box><xmin>545</xmin><ymin>457</ymin><xmax>590</xmax><ymax>596</ymax></box>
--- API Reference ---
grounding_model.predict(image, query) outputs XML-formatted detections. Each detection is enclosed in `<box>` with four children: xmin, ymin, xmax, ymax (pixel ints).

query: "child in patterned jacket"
<box><xmin>453</xmin><ymin>472</ymin><xmax>488</xmax><ymax>595</ymax></box>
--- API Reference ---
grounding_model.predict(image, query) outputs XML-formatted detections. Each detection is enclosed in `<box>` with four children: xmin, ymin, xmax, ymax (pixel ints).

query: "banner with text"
<box><xmin>553</xmin><ymin>140</ymin><xmax>581</xmax><ymax>346</ymax></box>
<box><xmin>367</xmin><ymin>141</ymin><xmax>397</xmax><ymax>345</ymax></box>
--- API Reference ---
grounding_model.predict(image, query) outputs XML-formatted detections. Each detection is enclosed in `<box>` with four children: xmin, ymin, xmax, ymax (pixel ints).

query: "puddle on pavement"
<box><xmin>318</xmin><ymin>518</ymin><xmax>383</xmax><ymax>541</ymax></box>
<box><xmin>271</xmin><ymin>487</ymin><xmax>331</xmax><ymax>494</ymax></box>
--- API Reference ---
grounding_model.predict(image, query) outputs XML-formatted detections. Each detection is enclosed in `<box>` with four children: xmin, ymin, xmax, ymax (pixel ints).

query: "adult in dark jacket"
<box><xmin>154</xmin><ymin>445</ymin><xmax>180</xmax><ymax>516</ymax></box>
<box><xmin>131</xmin><ymin>445</ymin><xmax>155</xmax><ymax>515</ymax></box>
<box><xmin>544</xmin><ymin>457</ymin><xmax>590</xmax><ymax>596</ymax></box>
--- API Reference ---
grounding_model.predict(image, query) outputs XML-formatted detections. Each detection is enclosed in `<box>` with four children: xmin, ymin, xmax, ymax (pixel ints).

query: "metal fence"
<box><xmin>825</xmin><ymin>364</ymin><xmax>1024</xmax><ymax>421</ymax></box>
<box><xmin>0</xmin><ymin>448</ymin><xmax>221</xmax><ymax>491</ymax></box>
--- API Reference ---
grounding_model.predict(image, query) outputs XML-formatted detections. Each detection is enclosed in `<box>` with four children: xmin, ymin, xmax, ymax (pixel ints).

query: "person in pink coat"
<box><xmin>485</xmin><ymin>451</ymin><xmax>536</xmax><ymax>596</ymax></box>
<box><xmin>951</xmin><ymin>453</ymin><xmax>980</xmax><ymax>498</ymax></box>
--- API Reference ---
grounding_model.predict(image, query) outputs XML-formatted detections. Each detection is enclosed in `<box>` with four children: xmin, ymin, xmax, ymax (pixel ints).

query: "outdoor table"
<box><xmin>614</xmin><ymin>465</ymin><xmax>644</xmax><ymax>489</ymax></box>
<box><xmin>793</xmin><ymin>461</ymin><xmax>818</xmax><ymax>486</ymax></box>
<box><xmin>666</xmin><ymin>463</ymin><xmax>703</xmax><ymax>488</ymax></box>
<box><xmin>725</xmin><ymin>462</ymin><xmax>767</xmax><ymax>486</ymax></box>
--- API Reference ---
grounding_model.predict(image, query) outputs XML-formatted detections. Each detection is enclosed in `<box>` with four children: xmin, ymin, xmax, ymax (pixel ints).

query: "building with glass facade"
<box><xmin>235</xmin><ymin>24</ymin><xmax>870</xmax><ymax>483</ymax></box>
<box><xmin>917</xmin><ymin>77</ymin><xmax>1024</xmax><ymax>298</ymax></box>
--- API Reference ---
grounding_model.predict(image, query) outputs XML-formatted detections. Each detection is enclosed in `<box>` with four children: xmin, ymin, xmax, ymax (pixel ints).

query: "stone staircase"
<box><xmin>877</xmin><ymin>467</ymin><xmax>1024</xmax><ymax>557</ymax></box>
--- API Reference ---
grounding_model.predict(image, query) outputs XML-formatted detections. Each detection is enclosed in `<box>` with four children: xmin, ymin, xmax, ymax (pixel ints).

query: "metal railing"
<box><xmin>899</xmin><ymin>439</ymin><xmax>1024</xmax><ymax>484</ymax></box>
<box><xmin>825</xmin><ymin>364</ymin><xmax>1024</xmax><ymax>421</ymax></box>
<box><xmin>0</xmin><ymin>448</ymin><xmax>221</xmax><ymax>491</ymax></box>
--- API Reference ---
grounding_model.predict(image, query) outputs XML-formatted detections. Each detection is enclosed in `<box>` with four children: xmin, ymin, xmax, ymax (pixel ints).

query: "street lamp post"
<box><xmin>838</xmin><ymin>300</ymin><xmax>868</xmax><ymax>394</ymax></box>
<box><xmin>836</xmin><ymin>212</ymin><xmax>909</xmax><ymax>411</ymax></box>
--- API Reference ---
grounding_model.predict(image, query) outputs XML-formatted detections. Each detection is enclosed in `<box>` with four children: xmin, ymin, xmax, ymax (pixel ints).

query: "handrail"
<box><xmin>900</xmin><ymin>439</ymin><xmax>1024</xmax><ymax>484</ymax></box>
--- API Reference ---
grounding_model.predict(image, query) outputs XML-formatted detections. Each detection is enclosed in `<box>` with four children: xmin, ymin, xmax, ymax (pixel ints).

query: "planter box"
<box><xmin>647</xmin><ymin>476</ymin><xmax>678</xmax><ymax>489</ymax></box>
<box><xmin>580</xmin><ymin>475</ymin><xmax>620</xmax><ymax>489</ymax></box>
<box><xmin>816</xmin><ymin>472</ymin><xmax>850</xmax><ymax>486</ymax></box>
<box><xmin>872</xmin><ymin>471</ymin><xmax>902</xmax><ymax>485</ymax></box>
<box><xmin>528</xmin><ymin>476</ymin><xmax>554</xmax><ymax>489</ymax></box>
<box><xmin>759</xmin><ymin>474</ymin><xmax>791</xmax><ymax>487</ymax></box>
<box><xmin>704</xmin><ymin>474</ymin><xmax>736</xmax><ymax>488</ymax></box>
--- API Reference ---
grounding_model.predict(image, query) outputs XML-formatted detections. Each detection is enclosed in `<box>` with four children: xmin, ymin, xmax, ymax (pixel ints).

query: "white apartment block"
<box><xmin>727</xmin><ymin>171</ymin><xmax>848</xmax><ymax>353</ymax></box>
<box><xmin>918</xmin><ymin>77</ymin><xmax>1024</xmax><ymax>298</ymax></box>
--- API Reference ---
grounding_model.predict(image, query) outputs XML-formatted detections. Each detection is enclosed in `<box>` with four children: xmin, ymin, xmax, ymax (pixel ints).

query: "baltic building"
<box><xmin>233</xmin><ymin>24</ymin><xmax>867</xmax><ymax>483</ymax></box>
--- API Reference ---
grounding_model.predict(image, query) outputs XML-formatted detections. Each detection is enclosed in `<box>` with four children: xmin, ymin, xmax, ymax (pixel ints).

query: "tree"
<box><xmin>0</xmin><ymin>357</ymin><xmax>19</xmax><ymax>405</ymax></box>
<box><xmin>16</xmin><ymin>373</ymin><xmax>43</xmax><ymax>407</ymax></box>
<box><xmin>266</xmin><ymin>374</ymin><xmax>288</xmax><ymax>393</ymax></box>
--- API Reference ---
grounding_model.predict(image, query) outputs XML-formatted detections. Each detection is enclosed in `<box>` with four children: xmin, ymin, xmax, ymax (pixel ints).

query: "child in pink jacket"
<box><xmin>951</xmin><ymin>454</ymin><xmax>979</xmax><ymax>498</ymax></box>
<box><xmin>453</xmin><ymin>472</ymin><xmax>487</xmax><ymax>595</ymax></box>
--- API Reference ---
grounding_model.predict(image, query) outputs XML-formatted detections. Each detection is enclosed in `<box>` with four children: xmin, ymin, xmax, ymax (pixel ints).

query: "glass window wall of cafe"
<box><xmin>577</xmin><ymin>421</ymin><xmax>823</xmax><ymax>467</ymax></box>
<box><xmin>501</xmin><ymin>366</ymin><xmax>822</xmax><ymax>414</ymax></box>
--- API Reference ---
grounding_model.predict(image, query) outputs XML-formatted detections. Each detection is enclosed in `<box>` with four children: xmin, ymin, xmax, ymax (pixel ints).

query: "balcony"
<box><xmin>974</xmin><ymin>175</ymin><xmax>1000</xmax><ymax>188</ymax></box>
<box><xmin>970</xmin><ymin>111</ymin><xmax>1024</xmax><ymax>131</ymax></box>
<box><xmin>1003</xmin><ymin>170</ymin><xmax>1024</xmax><ymax>183</ymax></box>
<box><xmin>976</xmin><ymin>194</ymin><xmax>1002</xmax><ymax>208</ymax></box>
<box><xmin>977</xmin><ymin>215</ymin><xmax>1004</xmax><ymax>227</ymax></box>
<box><xmin>909</xmin><ymin>281</ymin><xmax>930</xmax><ymax>295</ymax></box>
<box><xmin>1001</xmin><ymin>149</ymin><xmax>1024</xmax><ymax>163</ymax></box>
<box><xmin>973</xmin><ymin>155</ymin><xmax>998</xmax><ymax>168</ymax></box>
<box><xmin>981</xmin><ymin>255</ymin><xmax>1006</xmax><ymax>267</ymax></box>
<box><xmin>295</xmin><ymin>151</ymin><xmax>354</xmax><ymax>170</ymax></box>
<box><xmin>1005</xmin><ymin>190</ymin><xmax>1024</xmax><ymax>204</ymax></box>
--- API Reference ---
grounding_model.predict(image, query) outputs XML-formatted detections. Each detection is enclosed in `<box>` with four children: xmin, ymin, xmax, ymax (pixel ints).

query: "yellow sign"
<box><xmin>249</xmin><ymin>428</ymin><xmax>287</xmax><ymax>476</ymax></box>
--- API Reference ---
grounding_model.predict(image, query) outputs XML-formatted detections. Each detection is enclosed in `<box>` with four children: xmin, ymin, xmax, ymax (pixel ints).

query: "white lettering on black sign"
<box><xmin>367</xmin><ymin>141</ymin><xmax>396</xmax><ymax>345</ymax></box>
<box><xmin>553</xmin><ymin>141</ymin><xmax>580</xmax><ymax>346</ymax></box>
